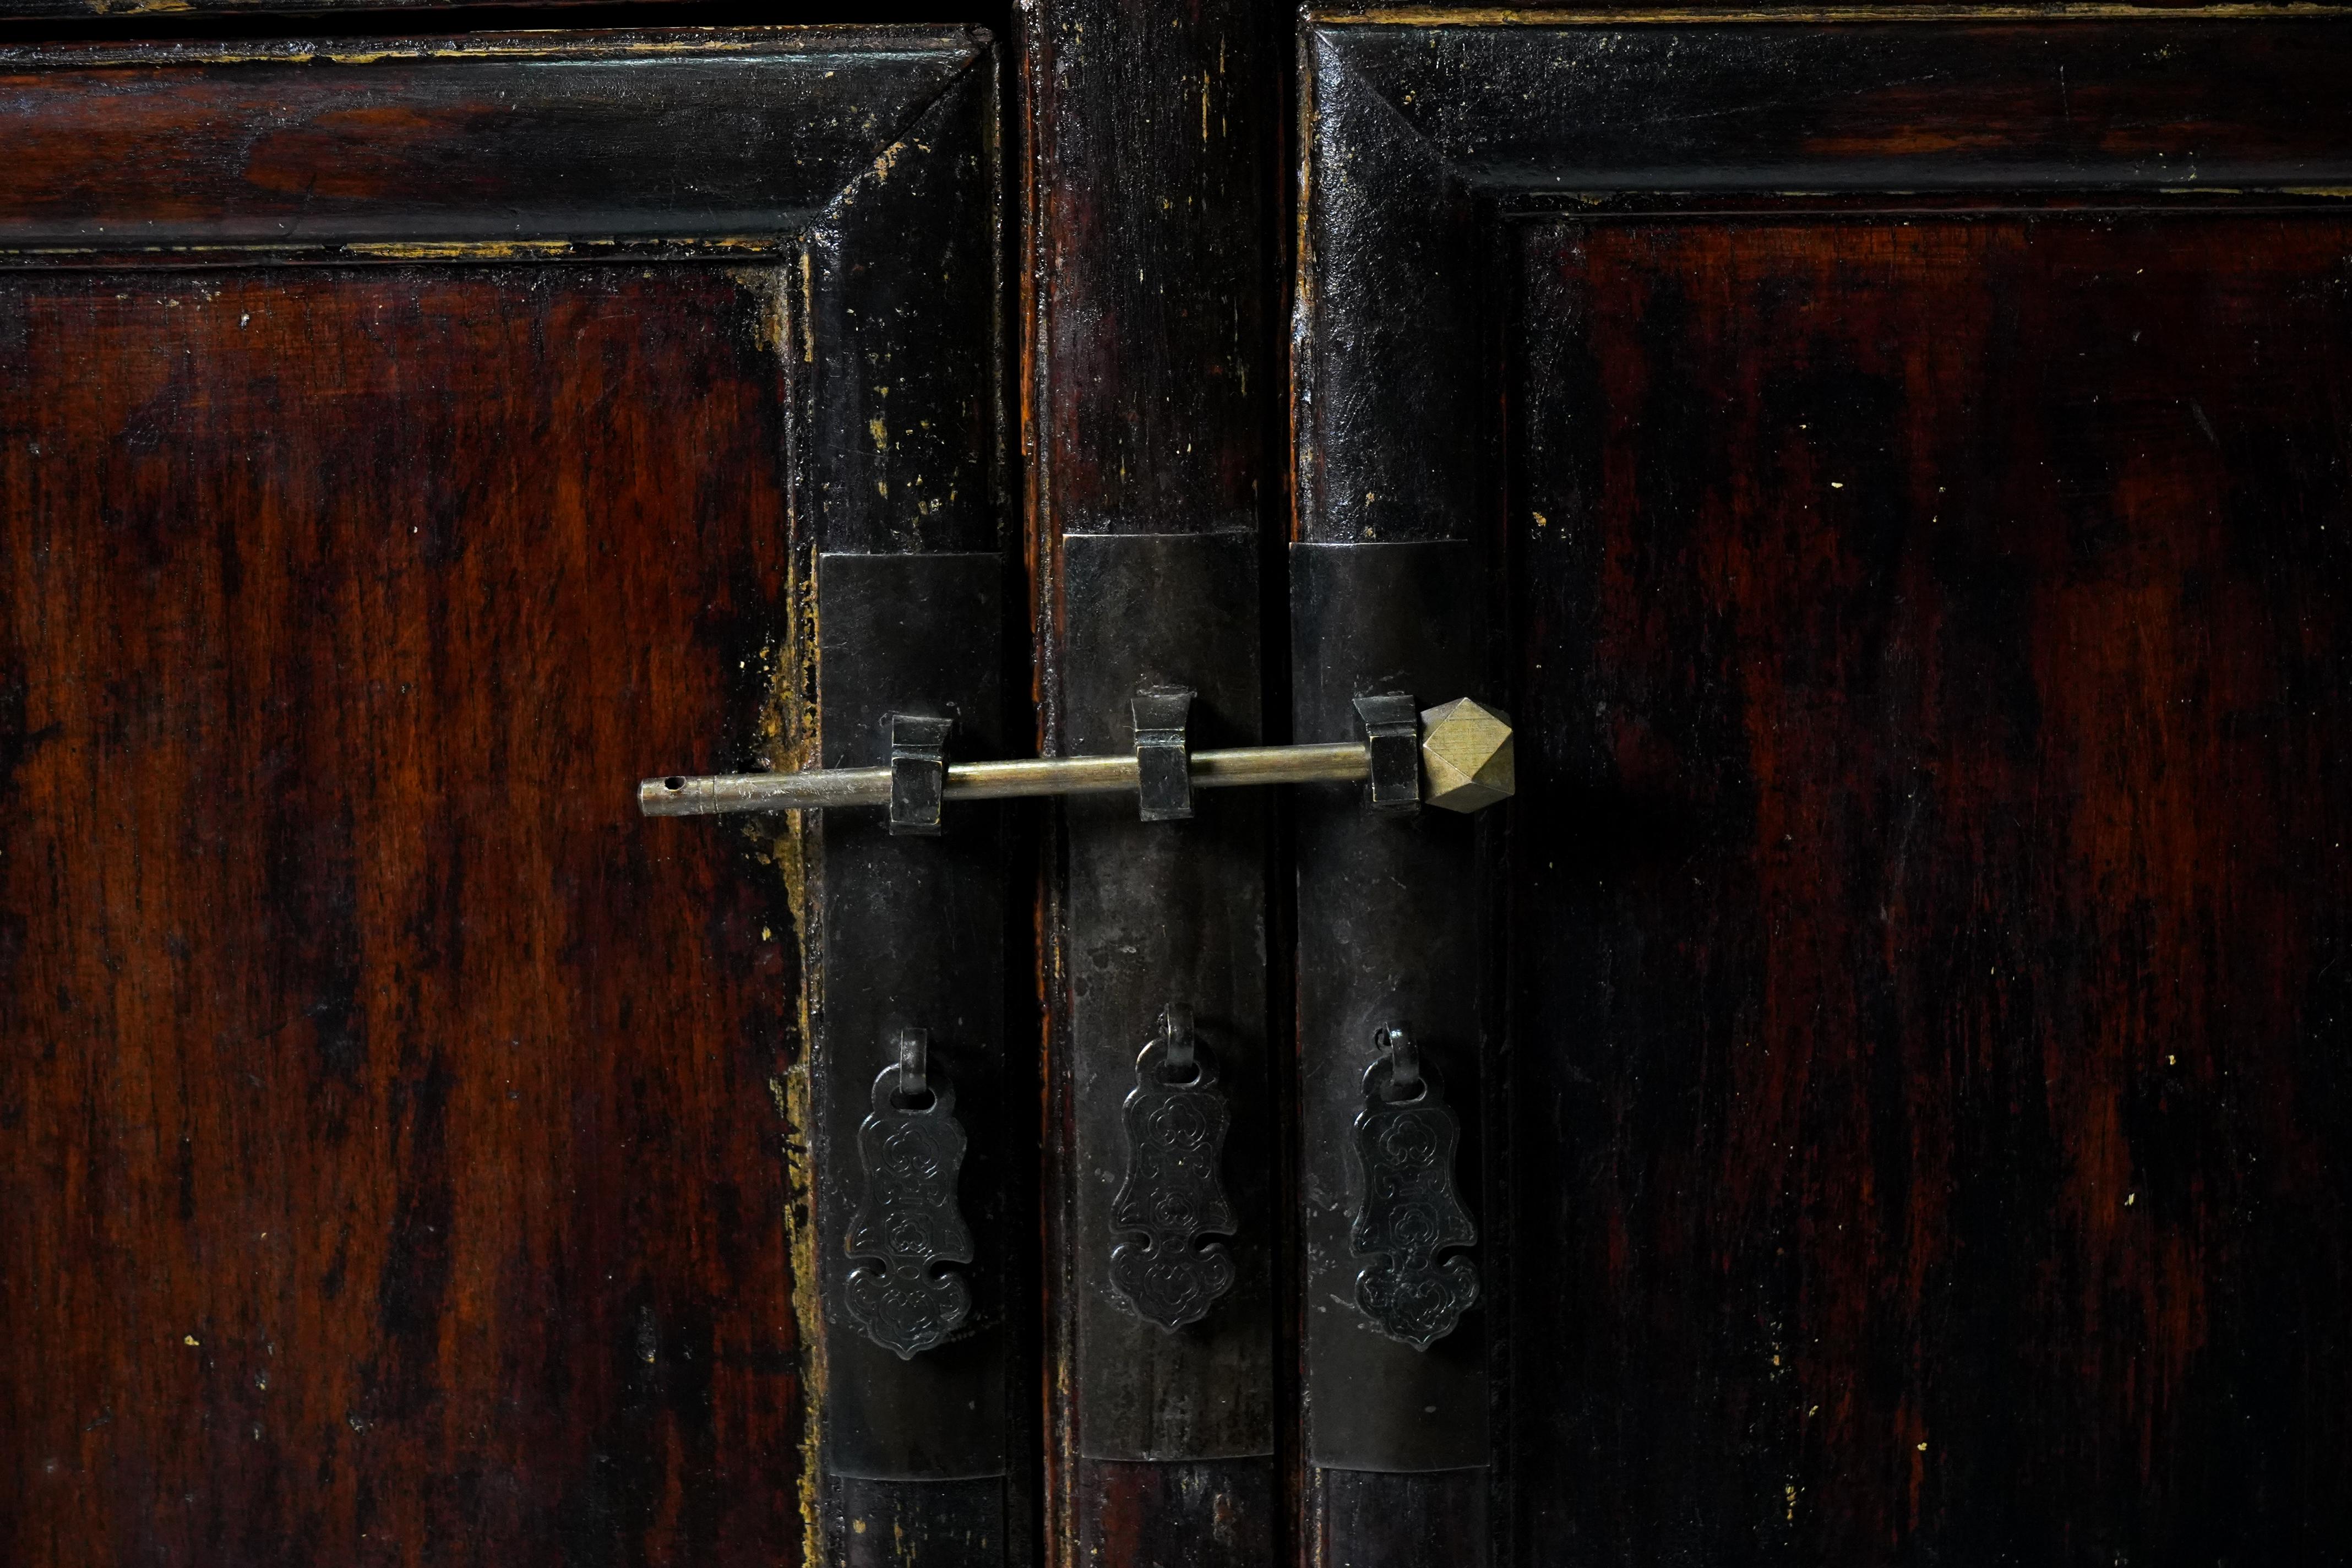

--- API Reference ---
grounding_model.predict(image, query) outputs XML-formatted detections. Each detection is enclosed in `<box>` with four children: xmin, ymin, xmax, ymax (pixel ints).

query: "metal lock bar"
<box><xmin>639</xmin><ymin>687</ymin><xmax>1513</xmax><ymax>824</ymax></box>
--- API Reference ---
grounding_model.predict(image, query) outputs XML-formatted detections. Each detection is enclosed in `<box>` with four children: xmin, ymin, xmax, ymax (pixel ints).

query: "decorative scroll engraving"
<box><xmin>845</xmin><ymin>1055</ymin><xmax>973</xmax><ymax>1360</ymax></box>
<box><xmin>1109</xmin><ymin>1006</ymin><xmax>1237</xmax><ymax>1331</ymax></box>
<box><xmin>1350</xmin><ymin>1033</ymin><xmax>1478</xmax><ymax>1350</ymax></box>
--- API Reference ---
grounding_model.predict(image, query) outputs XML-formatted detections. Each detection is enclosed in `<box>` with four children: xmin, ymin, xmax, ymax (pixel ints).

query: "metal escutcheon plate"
<box><xmin>846</xmin><ymin>1063</ymin><xmax>976</xmax><ymax>1360</ymax></box>
<box><xmin>1109</xmin><ymin>1028</ymin><xmax>1238</xmax><ymax>1332</ymax></box>
<box><xmin>1351</xmin><ymin>1053</ymin><xmax>1478</xmax><ymax>1351</ymax></box>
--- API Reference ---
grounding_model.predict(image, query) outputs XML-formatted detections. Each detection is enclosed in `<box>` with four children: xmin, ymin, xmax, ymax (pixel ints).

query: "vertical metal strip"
<box><xmin>813</xmin><ymin>552</ymin><xmax>1011</xmax><ymax>1483</ymax></box>
<box><xmin>1291</xmin><ymin>541</ymin><xmax>1492</xmax><ymax>1477</ymax></box>
<box><xmin>1060</xmin><ymin>531</ymin><xmax>1276</xmax><ymax>1463</ymax></box>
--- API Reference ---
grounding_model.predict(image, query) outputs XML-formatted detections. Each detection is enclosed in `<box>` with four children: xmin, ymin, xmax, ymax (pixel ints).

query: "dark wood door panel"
<box><xmin>1510</xmin><ymin>210</ymin><xmax>2352</xmax><ymax>1560</ymax></box>
<box><xmin>0</xmin><ymin>23</ymin><xmax>1012</xmax><ymax>1567</ymax></box>
<box><xmin>1298</xmin><ymin>14</ymin><xmax>2352</xmax><ymax>555</ymax></box>
<box><xmin>0</xmin><ymin>264</ymin><xmax>800</xmax><ymax>1564</ymax></box>
<box><xmin>1295</xmin><ymin>14</ymin><xmax>2352</xmax><ymax>1566</ymax></box>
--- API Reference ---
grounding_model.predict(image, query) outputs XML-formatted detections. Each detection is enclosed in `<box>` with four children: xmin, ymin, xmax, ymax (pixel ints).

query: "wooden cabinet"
<box><xmin>0</xmin><ymin>28</ymin><xmax>1014</xmax><ymax>1565</ymax></box>
<box><xmin>1289</xmin><ymin>19</ymin><xmax>2352</xmax><ymax>1564</ymax></box>
<box><xmin>4</xmin><ymin>6</ymin><xmax>2348</xmax><ymax>1566</ymax></box>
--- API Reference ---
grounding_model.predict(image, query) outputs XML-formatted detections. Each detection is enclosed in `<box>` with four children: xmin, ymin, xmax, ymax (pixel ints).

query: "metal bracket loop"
<box><xmin>1353</xmin><ymin>693</ymin><xmax>1422</xmax><ymax>815</ymax></box>
<box><xmin>1377</xmin><ymin>1023</ymin><xmax>1420</xmax><ymax>1098</ymax></box>
<box><xmin>1131</xmin><ymin>685</ymin><xmax>1196</xmax><ymax>822</ymax></box>
<box><xmin>887</xmin><ymin>713</ymin><xmax>954</xmax><ymax>836</ymax></box>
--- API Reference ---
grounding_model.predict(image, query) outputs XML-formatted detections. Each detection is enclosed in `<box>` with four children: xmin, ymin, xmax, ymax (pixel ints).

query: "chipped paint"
<box><xmin>729</xmin><ymin>266</ymin><xmax>791</xmax><ymax>357</ymax></box>
<box><xmin>770</xmin><ymin>547</ymin><xmax>825</xmax><ymax>1568</ymax></box>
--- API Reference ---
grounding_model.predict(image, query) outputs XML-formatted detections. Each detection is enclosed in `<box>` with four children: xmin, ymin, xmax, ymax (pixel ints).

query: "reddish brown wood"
<box><xmin>0</xmin><ymin>25</ymin><xmax>1012</xmax><ymax>1564</ymax></box>
<box><xmin>1511</xmin><ymin>212</ymin><xmax>2352</xmax><ymax>1559</ymax></box>
<box><xmin>0</xmin><ymin>266</ymin><xmax>803</xmax><ymax>1565</ymax></box>
<box><xmin>0</xmin><ymin>31</ymin><xmax>982</xmax><ymax>253</ymax></box>
<box><xmin>1021</xmin><ymin>0</ymin><xmax>1272</xmax><ymax>549</ymax></box>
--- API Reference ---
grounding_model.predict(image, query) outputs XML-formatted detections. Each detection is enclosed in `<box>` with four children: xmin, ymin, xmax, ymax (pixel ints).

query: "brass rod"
<box><xmin>946</xmin><ymin>754</ymin><xmax>1136</xmax><ymax>799</ymax></box>
<box><xmin>1193</xmin><ymin>742</ymin><xmax>1369</xmax><ymax>787</ymax></box>
<box><xmin>638</xmin><ymin>742</ymin><xmax>1372</xmax><ymax>818</ymax></box>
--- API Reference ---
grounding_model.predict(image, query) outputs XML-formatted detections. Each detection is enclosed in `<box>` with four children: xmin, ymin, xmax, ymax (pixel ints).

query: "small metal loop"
<box><xmin>1380</xmin><ymin>1024</ymin><xmax>1422</xmax><ymax>1096</ymax></box>
<box><xmin>895</xmin><ymin>1026</ymin><xmax>929</xmax><ymax>1102</ymax></box>
<box><xmin>1160</xmin><ymin>1002</ymin><xmax>1197</xmax><ymax>1077</ymax></box>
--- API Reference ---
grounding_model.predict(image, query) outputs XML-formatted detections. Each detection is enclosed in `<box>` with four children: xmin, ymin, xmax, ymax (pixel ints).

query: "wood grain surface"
<box><xmin>1297</xmin><ymin>14</ymin><xmax>2352</xmax><ymax>554</ymax></box>
<box><xmin>0</xmin><ymin>265</ymin><xmax>804</xmax><ymax>1564</ymax></box>
<box><xmin>1511</xmin><ymin>211</ymin><xmax>2352</xmax><ymax>1560</ymax></box>
<box><xmin>0</xmin><ymin>21</ymin><xmax>1014</xmax><ymax>1562</ymax></box>
<box><xmin>0</xmin><ymin>30</ymin><xmax>986</xmax><ymax>253</ymax></box>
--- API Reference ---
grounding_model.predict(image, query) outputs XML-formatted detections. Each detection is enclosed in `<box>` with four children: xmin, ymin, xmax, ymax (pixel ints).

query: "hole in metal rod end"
<box><xmin>663</xmin><ymin>776</ymin><xmax>686</xmax><ymax>791</ymax></box>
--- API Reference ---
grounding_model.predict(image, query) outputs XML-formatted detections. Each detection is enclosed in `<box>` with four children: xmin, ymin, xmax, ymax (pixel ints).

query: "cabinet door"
<box><xmin>0</xmin><ymin>30</ymin><xmax>1019</xmax><ymax>1567</ymax></box>
<box><xmin>1294</xmin><ymin>15</ymin><xmax>2352</xmax><ymax>1565</ymax></box>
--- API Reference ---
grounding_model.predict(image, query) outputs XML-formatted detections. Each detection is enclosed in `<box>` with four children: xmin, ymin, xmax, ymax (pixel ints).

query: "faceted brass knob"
<box><xmin>1419</xmin><ymin>698</ymin><xmax>1514</xmax><ymax>813</ymax></box>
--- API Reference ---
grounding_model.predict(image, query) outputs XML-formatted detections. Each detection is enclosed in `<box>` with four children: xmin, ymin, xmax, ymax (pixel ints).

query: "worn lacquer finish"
<box><xmin>1297</xmin><ymin>12</ymin><xmax>2352</xmax><ymax>1565</ymax></box>
<box><xmin>0</xmin><ymin>31</ymin><xmax>981</xmax><ymax>254</ymax></box>
<box><xmin>1297</xmin><ymin>14</ymin><xmax>2352</xmax><ymax>552</ymax></box>
<box><xmin>0</xmin><ymin>265</ymin><xmax>803</xmax><ymax>1566</ymax></box>
<box><xmin>1512</xmin><ymin>210</ymin><xmax>2352</xmax><ymax>1560</ymax></box>
<box><xmin>0</xmin><ymin>26</ymin><xmax>1014</xmax><ymax>1567</ymax></box>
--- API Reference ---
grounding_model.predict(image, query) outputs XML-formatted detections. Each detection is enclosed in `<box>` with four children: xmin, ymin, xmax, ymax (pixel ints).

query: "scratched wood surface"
<box><xmin>1510</xmin><ymin>213</ymin><xmax>2352</xmax><ymax>1560</ymax></box>
<box><xmin>0</xmin><ymin>266</ymin><xmax>806</xmax><ymax>1566</ymax></box>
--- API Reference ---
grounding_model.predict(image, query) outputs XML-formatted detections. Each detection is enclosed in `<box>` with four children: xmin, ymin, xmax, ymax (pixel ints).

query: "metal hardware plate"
<box><xmin>1109</xmin><ymin>1006</ymin><xmax>1239</xmax><ymax>1330</ymax></box>
<box><xmin>845</xmin><ymin>1047</ymin><xmax>976</xmax><ymax>1360</ymax></box>
<box><xmin>813</xmin><ymin>551</ymin><xmax>1010</xmax><ymax>1480</ymax></box>
<box><xmin>1352</xmin><ymin>1036</ymin><xmax>1479</xmax><ymax>1350</ymax></box>
<box><xmin>1293</xmin><ymin>539</ymin><xmax>1493</xmax><ymax>1473</ymax></box>
<box><xmin>1062</xmin><ymin>531</ymin><xmax>1274</xmax><ymax>1462</ymax></box>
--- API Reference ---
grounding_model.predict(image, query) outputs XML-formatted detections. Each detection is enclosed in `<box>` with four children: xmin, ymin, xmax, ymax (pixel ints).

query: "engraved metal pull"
<box><xmin>1351</xmin><ymin>1025</ymin><xmax>1478</xmax><ymax>1350</ymax></box>
<box><xmin>639</xmin><ymin>692</ymin><xmax>1513</xmax><ymax>821</ymax></box>
<box><xmin>844</xmin><ymin>1028</ymin><xmax>974</xmax><ymax>1360</ymax></box>
<box><xmin>1109</xmin><ymin>1004</ymin><xmax>1238</xmax><ymax>1331</ymax></box>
